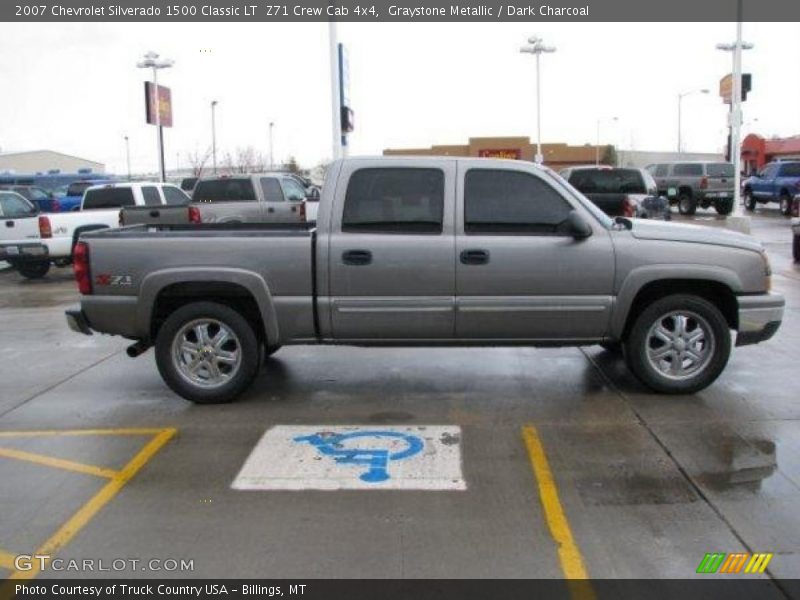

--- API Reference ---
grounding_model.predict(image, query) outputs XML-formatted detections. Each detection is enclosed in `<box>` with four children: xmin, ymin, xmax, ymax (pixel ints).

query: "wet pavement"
<box><xmin>0</xmin><ymin>208</ymin><xmax>798</xmax><ymax>588</ymax></box>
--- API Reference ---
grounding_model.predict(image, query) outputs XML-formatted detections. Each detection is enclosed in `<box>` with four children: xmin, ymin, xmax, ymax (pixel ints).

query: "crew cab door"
<box><xmin>752</xmin><ymin>164</ymin><xmax>778</xmax><ymax>199</ymax></box>
<box><xmin>454</xmin><ymin>161</ymin><xmax>615</xmax><ymax>340</ymax></box>
<box><xmin>327</xmin><ymin>160</ymin><xmax>456</xmax><ymax>339</ymax></box>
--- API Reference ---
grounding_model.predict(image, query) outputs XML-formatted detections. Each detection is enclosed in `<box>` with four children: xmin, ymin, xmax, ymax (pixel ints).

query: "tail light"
<box><xmin>622</xmin><ymin>196</ymin><xmax>636</xmax><ymax>218</ymax></box>
<box><xmin>51</xmin><ymin>198</ymin><xmax>60</xmax><ymax>212</ymax></box>
<box><xmin>700</xmin><ymin>176</ymin><xmax>708</xmax><ymax>190</ymax></box>
<box><xmin>300</xmin><ymin>201</ymin><xmax>307</xmax><ymax>223</ymax></box>
<box><xmin>38</xmin><ymin>215</ymin><xmax>52</xmax><ymax>238</ymax></box>
<box><xmin>188</xmin><ymin>206</ymin><xmax>202</xmax><ymax>224</ymax></box>
<box><xmin>793</xmin><ymin>197</ymin><xmax>800</xmax><ymax>218</ymax></box>
<box><xmin>72</xmin><ymin>241</ymin><xmax>92</xmax><ymax>295</ymax></box>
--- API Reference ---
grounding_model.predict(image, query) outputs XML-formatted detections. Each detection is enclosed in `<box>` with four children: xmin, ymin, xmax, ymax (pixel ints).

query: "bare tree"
<box><xmin>222</xmin><ymin>146</ymin><xmax>268</xmax><ymax>174</ymax></box>
<box><xmin>186</xmin><ymin>147</ymin><xmax>212</xmax><ymax>177</ymax></box>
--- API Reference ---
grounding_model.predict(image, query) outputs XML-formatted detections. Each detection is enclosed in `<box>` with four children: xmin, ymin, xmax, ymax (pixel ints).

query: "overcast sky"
<box><xmin>0</xmin><ymin>21</ymin><xmax>798</xmax><ymax>174</ymax></box>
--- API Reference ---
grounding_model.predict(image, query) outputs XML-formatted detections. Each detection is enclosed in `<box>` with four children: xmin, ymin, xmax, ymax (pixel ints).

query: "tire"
<box><xmin>16</xmin><ymin>260</ymin><xmax>50</xmax><ymax>279</ymax></box>
<box><xmin>780</xmin><ymin>193</ymin><xmax>792</xmax><ymax>217</ymax></box>
<box><xmin>794</xmin><ymin>234</ymin><xmax>800</xmax><ymax>263</ymax></box>
<box><xmin>624</xmin><ymin>294</ymin><xmax>731</xmax><ymax>394</ymax></box>
<box><xmin>677</xmin><ymin>192</ymin><xmax>697</xmax><ymax>215</ymax></box>
<box><xmin>714</xmin><ymin>199</ymin><xmax>733</xmax><ymax>215</ymax></box>
<box><xmin>155</xmin><ymin>301</ymin><xmax>259</xmax><ymax>404</ymax></box>
<box><xmin>744</xmin><ymin>190</ymin><xmax>756</xmax><ymax>211</ymax></box>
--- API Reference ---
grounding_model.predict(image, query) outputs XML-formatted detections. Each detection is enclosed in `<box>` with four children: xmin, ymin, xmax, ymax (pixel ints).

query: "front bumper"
<box><xmin>736</xmin><ymin>293</ymin><xmax>785</xmax><ymax>346</ymax></box>
<box><xmin>0</xmin><ymin>242</ymin><xmax>49</xmax><ymax>262</ymax></box>
<box><xmin>65</xmin><ymin>308</ymin><xmax>93</xmax><ymax>336</ymax></box>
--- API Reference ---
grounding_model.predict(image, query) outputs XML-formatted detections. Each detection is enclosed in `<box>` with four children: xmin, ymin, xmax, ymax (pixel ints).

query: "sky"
<box><xmin>0</xmin><ymin>21</ymin><xmax>798</xmax><ymax>175</ymax></box>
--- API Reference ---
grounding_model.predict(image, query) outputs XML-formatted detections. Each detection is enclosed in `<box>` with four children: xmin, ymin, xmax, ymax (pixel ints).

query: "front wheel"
<box><xmin>714</xmin><ymin>199</ymin><xmax>733</xmax><ymax>215</ymax></box>
<box><xmin>780</xmin><ymin>193</ymin><xmax>793</xmax><ymax>216</ymax></box>
<box><xmin>16</xmin><ymin>260</ymin><xmax>51</xmax><ymax>279</ymax></box>
<box><xmin>677</xmin><ymin>193</ymin><xmax>697</xmax><ymax>215</ymax></box>
<box><xmin>744</xmin><ymin>190</ymin><xmax>756</xmax><ymax>211</ymax></box>
<box><xmin>624</xmin><ymin>294</ymin><xmax>731</xmax><ymax>394</ymax></box>
<box><xmin>155</xmin><ymin>302</ymin><xmax>259</xmax><ymax>404</ymax></box>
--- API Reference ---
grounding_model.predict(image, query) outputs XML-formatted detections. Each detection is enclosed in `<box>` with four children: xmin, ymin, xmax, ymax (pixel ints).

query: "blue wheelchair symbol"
<box><xmin>293</xmin><ymin>430</ymin><xmax>424</xmax><ymax>483</ymax></box>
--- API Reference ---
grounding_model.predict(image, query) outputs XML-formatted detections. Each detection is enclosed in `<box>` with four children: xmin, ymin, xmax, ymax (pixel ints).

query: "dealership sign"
<box><xmin>478</xmin><ymin>149</ymin><xmax>521</xmax><ymax>159</ymax></box>
<box><xmin>144</xmin><ymin>81</ymin><xmax>173</xmax><ymax>127</ymax></box>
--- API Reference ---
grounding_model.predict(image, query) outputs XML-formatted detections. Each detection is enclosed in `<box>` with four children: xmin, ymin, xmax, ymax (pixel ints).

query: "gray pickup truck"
<box><xmin>66</xmin><ymin>157</ymin><xmax>784</xmax><ymax>404</ymax></box>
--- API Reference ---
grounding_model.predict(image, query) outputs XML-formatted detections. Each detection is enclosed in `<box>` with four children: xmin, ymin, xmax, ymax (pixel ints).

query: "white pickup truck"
<box><xmin>0</xmin><ymin>190</ymin><xmax>50</xmax><ymax>278</ymax></box>
<box><xmin>35</xmin><ymin>182</ymin><xmax>190</xmax><ymax>275</ymax></box>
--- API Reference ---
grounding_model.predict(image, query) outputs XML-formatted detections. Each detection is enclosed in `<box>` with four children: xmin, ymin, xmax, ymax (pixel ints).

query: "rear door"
<box><xmin>454</xmin><ymin>161</ymin><xmax>615</xmax><ymax>340</ymax></box>
<box><xmin>258</xmin><ymin>177</ymin><xmax>303</xmax><ymax>222</ymax></box>
<box><xmin>327</xmin><ymin>160</ymin><xmax>456</xmax><ymax>339</ymax></box>
<box><xmin>192</xmin><ymin>178</ymin><xmax>264</xmax><ymax>223</ymax></box>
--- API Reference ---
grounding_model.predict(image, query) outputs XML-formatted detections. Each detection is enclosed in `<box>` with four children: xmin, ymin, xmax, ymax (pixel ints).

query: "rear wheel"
<box><xmin>624</xmin><ymin>294</ymin><xmax>731</xmax><ymax>394</ymax></box>
<box><xmin>677</xmin><ymin>192</ymin><xmax>697</xmax><ymax>215</ymax></box>
<box><xmin>16</xmin><ymin>260</ymin><xmax>50</xmax><ymax>279</ymax></box>
<box><xmin>155</xmin><ymin>302</ymin><xmax>259</xmax><ymax>404</ymax></box>
<box><xmin>744</xmin><ymin>189</ymin><xmax>756</xmax><ymax>211</ymax></box>
<box><xmin>714</xmin><ymin>198</ymin><xmax>733</xmax><ymax>215</ymax></box>
<box><xmin>780</xmin><ymin>193</ymin><xmax>793</xmax><ymax>216</ymax></box>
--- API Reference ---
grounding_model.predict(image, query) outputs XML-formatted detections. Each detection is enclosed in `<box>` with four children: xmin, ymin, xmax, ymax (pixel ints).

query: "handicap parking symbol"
<box><xmin>294</xmin><ymin>430</ymin><xmax>424</xmax><ymax>483</ymax></box>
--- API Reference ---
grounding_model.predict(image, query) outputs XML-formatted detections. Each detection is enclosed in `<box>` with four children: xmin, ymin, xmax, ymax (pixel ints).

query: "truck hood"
<box><xmin>628</xmin><ymin>218</ymin><xmax>763</xmax><ymax>252</ymax></box>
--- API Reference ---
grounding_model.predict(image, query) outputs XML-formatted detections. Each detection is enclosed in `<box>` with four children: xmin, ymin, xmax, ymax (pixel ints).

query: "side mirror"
<box><xmin>566</xmin><ymin>210</ymin><xmax>592</xmax><ymax>239</ymax></box>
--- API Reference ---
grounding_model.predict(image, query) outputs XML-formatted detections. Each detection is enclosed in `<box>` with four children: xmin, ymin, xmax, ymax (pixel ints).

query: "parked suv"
<box><xmin>192</xmin><ymin>174</ymin><xmax>309</xmax><ymax>223</ymax></box>
<box><xmin>646</xmin><ymin>162</ymin><xmax>735</xmax><ymax>215</ymax></box>
<box><xmin>743</xmin><ymin>161</ymin><xmax>800</xmax><ymax>216</ymax></box>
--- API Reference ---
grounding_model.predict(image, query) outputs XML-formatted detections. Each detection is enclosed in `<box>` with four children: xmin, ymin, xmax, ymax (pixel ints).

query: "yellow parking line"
<box><xmin>0</xmin><ymin>549</ymin><xmax>16</xmax><ymax>570</ymax></box>
<box><xmin>0</xmin><ymin>447</ymin><xmax>118</xmax><ymax>479</ymax></box>
<box><xmin>522</xmin><ymin>425</ymin><xmax>595</xmax><ymax>599</ymax></box>
<box><xmin>7</xmin><ymin>428</ymin><xmax>176</xmax><ymax>581</ymax></box>
<box><xmin>0</xmin><ymin>428</ymin><xmax>167</xmax><ymax>438</ymax></box>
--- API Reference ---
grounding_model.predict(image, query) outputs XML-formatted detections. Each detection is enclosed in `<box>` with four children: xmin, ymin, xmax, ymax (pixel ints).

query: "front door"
<box><xmin>454</xmin><ymin>161</ymin><xmax>615</xmax><ymax>341</ymax></box>
<box><xmin>328</xmin><ymin>162</ymin><xmax>456</xmax><ymax>340</ymax></box>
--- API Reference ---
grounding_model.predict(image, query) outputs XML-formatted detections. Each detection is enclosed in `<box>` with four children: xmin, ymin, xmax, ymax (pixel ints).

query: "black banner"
<box><xmin>4</xmin><ymin>0</ymin><xmax>800</xmax><ymax>22</ymax></box>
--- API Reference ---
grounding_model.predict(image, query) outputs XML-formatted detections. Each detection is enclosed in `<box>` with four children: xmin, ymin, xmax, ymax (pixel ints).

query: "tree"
<box><xmin>222</xmin><ymin>146</ymin><xmax>267</xmax><ymax>174</ymax></box>
<box><xmin>186</xmin><ymin>147</ymin><xmax>212</xmax><ymax>177</ymax></box>
<box><xmin>285</xmin><ymin>156</ymin><xmax>300</xmax><ymax>174</ymax></box>
<box><xmin>601</xmin><ymin>145</ymin><xmax>618</xmax><ymax>167</ymax></box>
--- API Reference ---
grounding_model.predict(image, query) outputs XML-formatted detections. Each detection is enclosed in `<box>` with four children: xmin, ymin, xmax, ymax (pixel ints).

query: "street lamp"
<box><xmin>136</xmin><ymin>51</ymin><xmax>174</xmax><ymax>182</ymax></box>
<box><xmin>123</xmin><ymin>135</ymin><xmax>131</xmax><ymax>181</ymax></box>
<box><xmin>716</xmin><ymin>11</ymin><xmax>754</xmax><ymax>227</ymax></box>
<box><xmin>520</xmin><ymin>36</ymin><xmax>556</xmax><ymax>164</ymax></box>
<box><xmin>269</xmin><ymin>121</ymin><xmax>274</xmax><ymax>170</ymax></box>
<box><xmin>211</xmin><ymin>100</ymin><xmax>218</xmax><ymax>175</ymax></box>
<box><xmin>677</xmin><ymin>88</ymin><xmax>709</xmax><ymax>153</ymax></box>
<box><xmin>596</xmin><ymin>116</ymin><xmax>618</xmax><ymax>165</ymax></box>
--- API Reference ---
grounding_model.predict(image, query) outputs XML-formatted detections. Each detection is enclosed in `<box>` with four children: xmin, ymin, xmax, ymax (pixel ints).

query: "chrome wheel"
<box><xmin>645</xmin><ymin>310</ymin><xmax>714</xmax><ymax>381</ymax></box>
<box><xmin>172</xmin><ymin>318</ymin><xmax>242</xmax><ymax>388</ymax></box>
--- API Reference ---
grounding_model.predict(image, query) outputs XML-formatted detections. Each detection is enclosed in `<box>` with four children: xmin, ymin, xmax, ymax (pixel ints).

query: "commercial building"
<box><xmin>0</xmin><ymin>150</ymin><xmax>105</xmax><ymax>174</ymax></box>
<box><xmin>741</xmin><ymin>134</ymin><xmax>800</xmax><ymax>174</ymax></box>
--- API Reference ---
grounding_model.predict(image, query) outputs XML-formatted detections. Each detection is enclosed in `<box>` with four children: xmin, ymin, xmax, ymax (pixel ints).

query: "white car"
<box><xmin>38</xmin><ymin>182</ymin><xmax>190</xmax><ymax>270</ymax></box>
<box><xmin>0</xmin><ymin>190</ymin><xmax>50</xmax><ymax>278</ymax></box>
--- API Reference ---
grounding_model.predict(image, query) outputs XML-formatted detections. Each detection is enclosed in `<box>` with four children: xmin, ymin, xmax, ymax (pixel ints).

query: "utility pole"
<box><xmin>211</xmin><ymin>100</ymin><xmax>218</xmax><ymax>175</ymax></box>
<box><xmin>520</xmin><ymin>36</ymin><xmax>556</xmax><ymax>164</ymax></box>
<box><xmin>123</xmin><ymin>135</ymin><xmax>131</xmax><ymax>181</ymax></box>
<box><xmin>329</xmin><ymin>19</ymin><xmax>342</xmax><ymax>161</ymax></box>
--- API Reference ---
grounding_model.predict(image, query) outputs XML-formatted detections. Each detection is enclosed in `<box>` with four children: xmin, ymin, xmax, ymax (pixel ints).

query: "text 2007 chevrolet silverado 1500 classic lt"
<box><xmin>65</xmin><ymin>157</ymin><xmax>785</xmax><ymax>404</ymax></box>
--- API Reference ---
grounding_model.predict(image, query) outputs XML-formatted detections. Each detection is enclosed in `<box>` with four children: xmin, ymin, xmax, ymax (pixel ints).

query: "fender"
<box><xmin>137</xmin><ymin>267</ymin><xmax>280</xmax><ymax>344</ymax></box>
<box><xmin>610</xmin><ymin>264</ymin><xmax>742</xmax><ymax>339</ymax></box>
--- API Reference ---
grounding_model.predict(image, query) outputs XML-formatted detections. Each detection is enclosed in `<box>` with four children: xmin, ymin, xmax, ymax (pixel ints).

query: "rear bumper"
<box><xmin>736</xmin><ymin>293</ymin><xmax>785</xmax><ymax>346</ymax></box>
<box><xmin>0</xmin><ymin>242</ymin><xmax>49</xmax><ymax>262</ymax></box>
<box><xmin>65</xmin><ymin>307</ymin><xmax>93</xmax><ymax>336</ymax></box>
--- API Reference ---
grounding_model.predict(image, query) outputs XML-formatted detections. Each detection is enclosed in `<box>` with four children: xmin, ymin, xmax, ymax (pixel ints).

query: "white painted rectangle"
<box><xmin>232</xmin><ymin>425</ymin><xmax>465</xmax><ymax>491</ymax></box>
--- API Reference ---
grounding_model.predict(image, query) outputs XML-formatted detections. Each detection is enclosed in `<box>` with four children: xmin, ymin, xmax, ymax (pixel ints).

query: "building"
<box><xmin>0</xmin><ymin>150</ymin><xmax>105</xmax><ymax>174</ymax></box>
<box><xmin>384</xmin><ymin>136</ymin><xmax>722</xmax><ymax>170</ymax></box>
<box><xmin>384</xmin><ymin>136</ymin><xmax>614</xmax><ymax>169</ymax></box>
<box><xmin>741</xmin><ymin>134</ymin><xmax>800</xmax><ymax>175</ymax></box>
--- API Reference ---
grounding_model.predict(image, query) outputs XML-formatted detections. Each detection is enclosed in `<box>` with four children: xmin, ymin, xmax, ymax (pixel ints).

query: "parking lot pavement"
<box><xmin>0</xmin><ymin>208</ymin><xmax>798</xmax><ymax>584</ymax></box>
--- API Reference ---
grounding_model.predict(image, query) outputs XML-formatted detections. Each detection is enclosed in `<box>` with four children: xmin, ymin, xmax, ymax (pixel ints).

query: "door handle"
<box><xmin>267</xmin><ymin>207</ymin><xmax>275</xmax><ymax>213</ymax></box>
<box><xmin>5</xmin><ymin>221</ymin><xmax>13</xmax><ymax>228</ymax></box>
<box><xmin>149</xmin><ymin>210</ymin><xmax>160</xmax><ymax>218</ymax></box>
<box><xmin>460</xmin><ymin>249</ymin><xmax>490</xmax><ymax>265</ymax></box>
<box><xmin>342</xmin><ymin>249</ymin><xmax>372</xmax><ymax>266</ymax></box>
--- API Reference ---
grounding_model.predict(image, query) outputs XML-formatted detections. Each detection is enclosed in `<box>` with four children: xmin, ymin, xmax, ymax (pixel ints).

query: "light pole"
<box><xmin>136</xmin><ymin>51</ymin><xmax>174</xmax><ymax>182</ymax></box>
<box><xmin>677</xmin><ymin>88</ymin><xmax>709</xmax><ymax>153</ymax></box>
<box><xmin>269</xmin><ymin>121</ymin><xmax>274</xmax><ymax>170</ymax></box>
<box><xmin>596</xmin><ymin>117</ymin><xmax>618</xmax><ymax>165</ymax></box>
<box><xmin>211</xmin><ymin>100</ymin><xmax>218</xmax><ymax>175</ymax></box>
<box><xmin>520</xmin><ymin>36</ymin><xmax>556</xmax><ymax>164</ymax></box>
<box><xmin>329</xmin><ymin>20</ymin><xmax>342</xmax><ymax>161</ymax></box>
<box><xmin>123</xmin><ymin>135</ymin><xmax>131</xmax><ymax>181</ymax></box>
<box><xmin>717</xmin><ymin>1</ymin><xmax>753</xmax><ymax>228</ymax></box>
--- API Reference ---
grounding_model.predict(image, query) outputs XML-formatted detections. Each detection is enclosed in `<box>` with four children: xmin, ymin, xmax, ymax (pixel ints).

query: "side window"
<box><xmin>260</xmin><ymin>178</ymin><xmax>285</xmax><ymax>202</ymax></box>
<box><xmin>761</xmin><ymin>165</ymin><xmax>778</xmax><ymax>179</ymax></box>
<box><xmin>655</xmin><ymin>164</ymin><xmax>669</xmax><ymax>177</ymax></box>
<box><xmin>642</xmin><ymin>171</ymin><xmax>658</xmax><ymax>195</ymax></box>
<box><xmin>0</xmin><ymin>193</ymin><xmax>36</xmax><ymax>218</ymax></box>
<box><xmin>281</xmin><ymin>179</ymin><xmax>306</xmax><ymax>202</ymax></box>
<box><xmin>779</xmin><ymin>163</ymin><xmax>800</xmax><ymax>177</ymax></box>
<box><xmin>342</xmin><ymin>168</ymin><xmax>444</xmax><ymax>234</ymax></box>
<box><xmin>162</xmin><ymin>186</ymin><xmax>190</xmax><ymax>206</ymax></box>
<box><xmin>142</xmin><ymin>186</ymin><xmax>162</xmax><ymax>206</ymax></box>
<box><xmin>672</xmin><ymin>163</ymin><xmax>703</xmax><ymax>177</ymax></box>
<box><xmin>464</xmin><ymin>169</ymin><xmax>572</xmax><ymax>234</ymax></box>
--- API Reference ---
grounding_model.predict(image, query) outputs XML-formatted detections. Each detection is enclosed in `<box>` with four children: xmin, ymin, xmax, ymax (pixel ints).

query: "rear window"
<box><xmin>567</xmin><ymin>169</ymin><xmax>646</xmax><ymax>194</ymax></box>
<box><xmin>82</xmin><ymin>187</ymin><xmax>135</xmax><ymax>209</ymax></box>
<box><xmin>672</xmin><ymin>163</ymin><xmax>704</xmax><ymax>176</ymax></box>
<box><xmin>180</xmin><ymin>177</ymin><xmax>198</xmax><ymax>191</ymax></box>
<box><xmin>706</xmin><ymin>163</ymin><xmax>734</xmax><ymax>178</ymax></box>
<box><xmin>779</xmin><ymin>163</ymin><xmax>800</xmax><ymax>177</ymax></box>
<box><xmin>66</xmin><ymin>182</ymin><xmax>93</xmax><ymax>197</ymax></box>
<box><xmin>193</xmin><ymin>179</ymin><xmax>256</xmax><ymax>203</ymax></box>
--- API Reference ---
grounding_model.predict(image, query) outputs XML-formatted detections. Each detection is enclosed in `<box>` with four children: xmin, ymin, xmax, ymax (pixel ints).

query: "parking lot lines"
<box><xmin>522</xmin><ymin>424</ymin><xmax>595</xmax><ymax>597</ymax></box>
<box><xmin>0</xmin><ymin>427</ymin><xmax>176</xmax><ymax>581</ymax></box>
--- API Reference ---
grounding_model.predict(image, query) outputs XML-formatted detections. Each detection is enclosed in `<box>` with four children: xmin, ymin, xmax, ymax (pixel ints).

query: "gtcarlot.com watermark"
<box><xmin>14</xmin><ymin>554</ymin><xmax>195</xmax><ymax>573</ymax></box>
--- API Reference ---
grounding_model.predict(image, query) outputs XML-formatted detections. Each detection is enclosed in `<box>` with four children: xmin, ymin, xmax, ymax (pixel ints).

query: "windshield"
<box><xmin>541</xmin><ymin>168</ymin><xmax>614</xmax><ymax>229</ymax></box>
<box><xmin>568</xmin><ymin>168</ymin><xmax>646</xmax><ymax>194</ymax></box>
<box><xmin>82</xmin><ymin>187</ymin><xmax>135</xmax><ymax>209</ymax></box>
